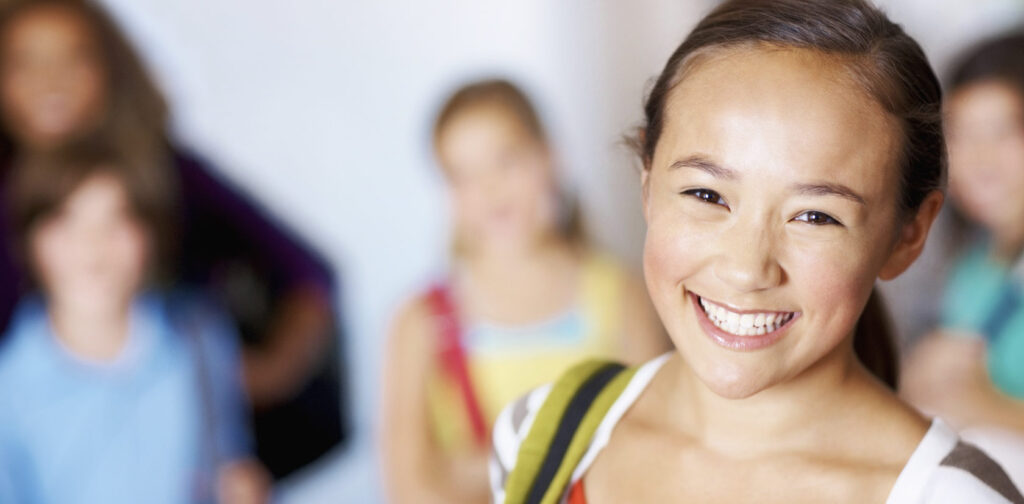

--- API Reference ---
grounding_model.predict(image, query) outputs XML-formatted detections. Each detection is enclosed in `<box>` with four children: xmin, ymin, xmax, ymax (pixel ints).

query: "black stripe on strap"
<box><xmin>525</xmin><ymin>362</ymin><xmax>626</xmax><ymax>504</ymax></box>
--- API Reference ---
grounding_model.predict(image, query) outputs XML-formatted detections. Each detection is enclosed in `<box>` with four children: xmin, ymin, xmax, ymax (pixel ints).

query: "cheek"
<box><xmin>29</xmin><ymin>228</ymin><xmax>69</xmax><ymax>283</ymax></box>
<box><xmin>642</xmin><ymin>203</ymin><xmax>709</xmax><ymax>320</ymax></box>
<box><xmin>450</xmin><ymin>183</ymin><xmax>493</xmax><ymax>233</ymax></box>
<box><xmin>111</xmin><ymin>225</ymin><xmax>150</xmax><ymax>279</ymax></box>
<box><xmin>504</xmin><ymin>156</ymin><xmax>554</xmax><ymax>207</ymax></box>
<box><xmin>1</xmin><ymin>68</ymin><xmax>34</xmax><ymax>120</ymax></box>
<box><xmin>785</xmin><ymin>243</ymin><xmax>874</xmax><ymax>347</ymax></box>
<box><xmin>67</xmin><ymin>59</ymin><xmax>105</xmax><ymax>112</ymax></box>
<box><xmin>996</xmin><ymin>136</ymin><xmax>1024</xmax><ymax>189</ymax></box>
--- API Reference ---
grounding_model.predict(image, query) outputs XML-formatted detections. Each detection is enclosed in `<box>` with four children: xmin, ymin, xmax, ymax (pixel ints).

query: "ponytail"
<box><xmin>853</xmin><ymin>288</ymin><xmax>899</xmax><ymax>390</ymax></box>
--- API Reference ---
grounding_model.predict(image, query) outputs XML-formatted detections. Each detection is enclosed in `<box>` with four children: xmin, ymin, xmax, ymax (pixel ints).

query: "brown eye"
<box><xmin>794</xmin><ymin>210</ymin><xmax>840</xmax><ymax>226</ymax></box>
<box><xmin>682</xmin><ymin>188</ymin><xmax>727</xmax><ymax>207</ymax></box>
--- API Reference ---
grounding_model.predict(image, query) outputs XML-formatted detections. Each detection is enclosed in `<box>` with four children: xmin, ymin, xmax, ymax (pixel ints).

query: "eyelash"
<box><xmin>681</xmin><ymin>189</ymin><xmax>842</xmax><ymax>226</ymax></box>
<box><xmin>793</xmin><ymin>211</ymin><xmax>841</xmax><ymax>226</ymax></box>
<box><xmin>681</xmin><ymin>188</ymin><xmax>728</xmax><ymax>207</ymax></box>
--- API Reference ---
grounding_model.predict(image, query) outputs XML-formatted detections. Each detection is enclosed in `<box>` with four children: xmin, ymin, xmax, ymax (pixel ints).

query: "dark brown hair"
<box><xmin>949</xmin><ymin>30</ymin><xmax>1024</xmax><ymax>103</ymax></box>
<box><xmin>7</xmin><ymin>141</ymin><xmax>179</xmax><ymax>283</ymax></box>
<box><xmin>0</xmin><ymin>0</ymin><xmax>170</xmax><ymax>163</ymax></box>
<box><xmin>432</xmin><ymin>78</ymin><xmax>585</xmax><ymax>249</ymax></box>
<box><xmin>634</xmin><ymin>0</ymin><xmax>947</xmax><ymax>389</ymax></box>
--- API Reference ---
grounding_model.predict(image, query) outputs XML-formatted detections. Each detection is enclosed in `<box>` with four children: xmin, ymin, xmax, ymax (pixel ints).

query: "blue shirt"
<box><xmin>0</xmin><ymin>293</ymin><xmax>251</xmax><ymax>504</ymax></box>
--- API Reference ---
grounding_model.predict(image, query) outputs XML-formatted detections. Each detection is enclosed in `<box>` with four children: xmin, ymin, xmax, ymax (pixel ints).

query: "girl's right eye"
<box><xmin>682</xmin><ymin>188</ymin><xmax>727</xmax><ymax>207</ymax></box>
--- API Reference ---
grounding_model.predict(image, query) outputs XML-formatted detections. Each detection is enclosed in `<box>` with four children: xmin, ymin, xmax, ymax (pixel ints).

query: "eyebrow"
<box><xmin>670</xmin><ymin>154</ymin><xmax>866</xmax><ymax>205</ymax></box>
<box><xmin>669</xmin><ymin>155</ymin><xmax>738</xmax><ymax>179</ymax></box>
<box><xmin>791</xmin><ymin>182</ymin><xmax>866</xmax><ymax>205</ymax></box>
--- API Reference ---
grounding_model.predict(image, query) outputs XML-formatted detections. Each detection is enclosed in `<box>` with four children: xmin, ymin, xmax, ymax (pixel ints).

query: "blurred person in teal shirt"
<box><xmin>902</xmin><ymin>32</ymin><xmax>1024</xmax><ymax>476</ymax></box>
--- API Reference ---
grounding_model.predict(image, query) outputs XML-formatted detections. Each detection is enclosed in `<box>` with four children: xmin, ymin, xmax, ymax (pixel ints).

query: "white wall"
<box><xmin>95</xmin><ymin>1</ymin><xmax>713</xmax><ymax>501</ymax></box>
<box><xmin>91</xmin><ymin>1</ymin><xmax>1024</xmax><ymax>502</ymax></box>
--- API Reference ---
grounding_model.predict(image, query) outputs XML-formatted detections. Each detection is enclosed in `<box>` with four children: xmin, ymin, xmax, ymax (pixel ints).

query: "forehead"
<box><xmin>948</xmin><ymin>80</ymin><xmax>1024</xmax><ymax>125</ymax></box>
<box><xmin>63</xmin><ymin>171</ymin><xmax>127</xmax><ymax>208</ymax></box>
<box><xmin>657</xmin><ymin>47</ymin><xmax>901</xmax><ymax>197</ymax></box>
<box><xmin>436</xmin><ymin>104</ymin><xmax>537</xmax><ymax>163</ymax></box>
<box><xmin>5</xmin><ymin>5</ymin><xmax>93</xmax><ymax>47</ymax></box>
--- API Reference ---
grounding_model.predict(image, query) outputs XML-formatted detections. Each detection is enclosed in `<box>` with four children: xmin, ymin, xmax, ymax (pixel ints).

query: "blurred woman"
<box><xmin>0</xmin><ymin>0</ymin><xmax>342</xmax><ymax>477</ymax></box>
<box><xmin>0</xmin><ymin>144</ymin><xmax>266</xmax><ymax>504</ymax></box>
<box><xmin>380</xmin><ymin>80</ymin><xmax>667</xmax><ymax>503</ymax></box>
<box><xmin>902</xmin><ymin>31</ymin><xmax>1024</xmax><ymax>483</ymax></box>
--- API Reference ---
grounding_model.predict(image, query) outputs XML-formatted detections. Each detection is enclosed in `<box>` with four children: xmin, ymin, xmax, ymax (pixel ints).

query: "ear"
<box><xmin>879</xmin><ymin>190</ymin><xmax>944</xmax><ymax>280</ymax></box>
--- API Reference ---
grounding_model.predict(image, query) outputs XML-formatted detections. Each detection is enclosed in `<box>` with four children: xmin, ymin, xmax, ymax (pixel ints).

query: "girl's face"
<box><xmin>436</xmin><ymin>104</ymin><xmax>558</xmax><ymax>255</ymax></box>
<box><xmin>1</xmin><ymin>5</ymin><xmax>106</xmax><ymax>150</ymax></box>
<box><xmin>642</xmin><ymin>49</ymin><xmax>926</xmax><ymax>399</ymax></box>
<box><xmin>946</xmin><ymin>80</ymin><xmax>1024</xmax><ymax>243</ymax></box>
<box><xmin>31</xmin><ymin>172</ymin><xmax>149</xmax><ymax>316</ymax></box>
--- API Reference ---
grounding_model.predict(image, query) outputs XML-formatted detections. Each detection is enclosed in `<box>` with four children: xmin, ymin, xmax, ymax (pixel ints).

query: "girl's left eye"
<box><xmin>793</xmin><ymin>210</ymin><xmax>841</xmax><ymax>226</ymax></box>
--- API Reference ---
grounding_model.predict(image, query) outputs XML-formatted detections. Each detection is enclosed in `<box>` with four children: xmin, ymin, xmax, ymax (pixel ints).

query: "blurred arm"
<box><xmin>242</xmin><ymin>284</ymin><xmax>333</xmax><ymax>407</ymax></box>
<box><xmin>901</xmin><ymin>331</ymin><xmax>1024</xmax><ymax>432</ymax></box>
<box><xmin>175</xmin><ymin>151</ymin><xmax>336</xmax><ymax>406</ymax></box>
<box><xmin>379</xmin><ymin>298</ymin><xmax>490</xmax><ymax>504</ymax></box>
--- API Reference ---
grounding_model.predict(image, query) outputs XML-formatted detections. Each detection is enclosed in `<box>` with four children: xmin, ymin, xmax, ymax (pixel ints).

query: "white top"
<box><xmin>491</xmin><ymin>354</ymin><xmax>1024</xmax><ymax>504</ymax></box>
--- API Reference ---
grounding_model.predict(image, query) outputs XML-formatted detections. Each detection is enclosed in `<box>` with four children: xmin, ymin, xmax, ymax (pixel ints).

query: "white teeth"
<box><xmin>726</xmin><ymin>312</ymin><xmax>739</xmax><ymax>326</ymax></box>
<box><xmin>698</xmin><ymin>296</ymin><xmax>794</xmax><ymax>337</ymax></box>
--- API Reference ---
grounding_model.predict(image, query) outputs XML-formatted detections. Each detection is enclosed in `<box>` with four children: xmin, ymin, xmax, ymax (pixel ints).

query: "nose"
<box><xmin>711</xmin><ymin>217</ymin><xmax>783</xmax><ymax>293</ymax></box>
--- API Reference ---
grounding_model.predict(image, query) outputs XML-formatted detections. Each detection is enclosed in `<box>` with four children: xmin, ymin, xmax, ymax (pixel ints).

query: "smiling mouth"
<box><xmin>695</xmin><ymin>294</ymin><xmax>797</xmax><ymax>337</ymax></box>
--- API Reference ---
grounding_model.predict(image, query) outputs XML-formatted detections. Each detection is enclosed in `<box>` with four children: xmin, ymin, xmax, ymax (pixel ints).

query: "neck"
<box><xmin>663</xmin><ymin>340</ymin><xmax>885</xmax><ymax>458</ymax></box>
<box><xmin>50</xmin><ymin>301</ymin><xmax>133</xmax><ymax>362</ymax></box>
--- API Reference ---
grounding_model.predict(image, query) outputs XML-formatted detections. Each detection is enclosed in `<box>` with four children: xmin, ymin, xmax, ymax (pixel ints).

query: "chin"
<box><xmin>688</xmin><ymin>354</ymin><xmax>779</xmax><ymax>400</ymax></box>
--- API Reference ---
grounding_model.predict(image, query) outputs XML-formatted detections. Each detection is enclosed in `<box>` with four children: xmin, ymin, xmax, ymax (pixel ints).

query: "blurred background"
<box><xmin>3</xmin><ymin>0</ymin><xmax>1024</xmax><ymax>502</ymax></box>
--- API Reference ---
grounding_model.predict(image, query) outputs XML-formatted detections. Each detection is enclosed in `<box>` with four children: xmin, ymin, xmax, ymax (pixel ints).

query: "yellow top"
<box><xmin>427</xmin><ymin>253</ymin><xmax>627</xmax><ymax>451</ymax></box>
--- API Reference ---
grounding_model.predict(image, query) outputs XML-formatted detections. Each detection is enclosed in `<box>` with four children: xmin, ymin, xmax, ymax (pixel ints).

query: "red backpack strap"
<box><xmin>426</xmin><ymin>284</ymin><xmax>489</xmax><ymax>447</ymax></box>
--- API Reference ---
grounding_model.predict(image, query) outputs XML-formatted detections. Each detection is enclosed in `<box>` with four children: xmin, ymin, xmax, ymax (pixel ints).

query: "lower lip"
<box><xmin>689</xmin><ymin>292</ymin><xmax>796</xmax><ymax>351</ymax></box>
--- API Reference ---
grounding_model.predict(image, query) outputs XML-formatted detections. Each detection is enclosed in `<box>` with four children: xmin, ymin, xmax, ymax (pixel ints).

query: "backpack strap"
<box><xmin>504</xmin><ymin>359</ymin><xmax>638</xmax><ymax>504</ymax></box>
<box><xmin>426</xmin><ymin>284</ymin><xmax>489</xmax><ymax>447</ymax></box>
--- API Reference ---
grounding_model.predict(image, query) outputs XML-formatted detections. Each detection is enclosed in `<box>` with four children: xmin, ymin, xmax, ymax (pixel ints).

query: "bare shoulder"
<box><xmin>385</xmin><ymin>293</ymin><xmax>442</xmax><ymax>369</ymax></box>
<box><xmin>390</xmin><ymin>293</ymin><xmax>437</xmax><ymax>339</ymax></box>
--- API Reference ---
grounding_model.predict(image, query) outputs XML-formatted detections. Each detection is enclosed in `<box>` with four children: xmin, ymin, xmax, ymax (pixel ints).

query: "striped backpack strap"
<box><xmin>504</xmin><ymin>359</ymin><xmax>639</xmax><ymax>504</ymax></box>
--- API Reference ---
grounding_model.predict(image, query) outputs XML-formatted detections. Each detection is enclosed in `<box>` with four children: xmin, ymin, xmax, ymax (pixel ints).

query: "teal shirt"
<box><xmin>941</xmin><ymin>246</ymin><xmax>1024</xmax><ymax>398</ymax></box>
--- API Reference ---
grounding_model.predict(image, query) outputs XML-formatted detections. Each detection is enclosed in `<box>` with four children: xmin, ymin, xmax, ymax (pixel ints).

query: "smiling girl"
<box><xmin>489</xmin><ymin>1</ymin><xmax>1023</xmax><ymax>503</ymax></box>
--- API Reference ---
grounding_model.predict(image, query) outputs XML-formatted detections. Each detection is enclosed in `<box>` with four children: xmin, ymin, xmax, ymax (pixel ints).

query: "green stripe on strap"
<box><xmin>537</xmin><ymin>364</ymin><xmax>637</xmax><ymax>503</ymax></box>
<box><xmin>503</xmin><ymin>359</ymin><xmax>639</xmax><ymax>504</ymax></box>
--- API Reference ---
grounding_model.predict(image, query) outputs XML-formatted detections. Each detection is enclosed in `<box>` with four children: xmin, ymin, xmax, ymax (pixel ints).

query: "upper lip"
<box><xmin>692</xmin><ymin>292</ymin><xmax>796</xmax><ymax>315</ymax></box>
